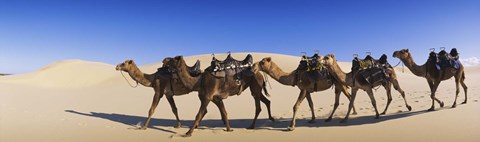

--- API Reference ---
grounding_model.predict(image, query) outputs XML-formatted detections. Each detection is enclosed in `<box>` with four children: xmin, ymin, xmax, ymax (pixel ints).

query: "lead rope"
<box><xmin>263</xmin><ymin>72</ymin><xmax>272</xmax><ymax>89</ymax></box>
<box><xmin>120</xmin><ymin>71</ymin><xmax>139</xmax><ymax>88</ymax></box>
<box><xmin>392</xmin><ymin>61</ymin><xmax>405</xmax><ymax>73</ymax></box>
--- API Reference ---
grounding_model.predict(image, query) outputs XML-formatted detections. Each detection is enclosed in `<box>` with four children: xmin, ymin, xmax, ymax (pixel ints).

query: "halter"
<box><xmin>120</xmin><ymin>71</ymin><xmax>139</xmax><ymax>88</ymax></box>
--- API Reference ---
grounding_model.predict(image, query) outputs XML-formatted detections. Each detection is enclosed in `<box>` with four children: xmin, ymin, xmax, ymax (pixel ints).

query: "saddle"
<box><xmin>430</xmin><ymin>48</ymin><xmax>461</xmax><ymax>70</ymax></box>
<box><xmin>157</xmin><ymin>60</ymin><xmax>202</xmax><ymax>78</ymax></box>
<box><xmin>206</xmin><ymin>53</ymin><xmax>254</xmax><ymax>80</ymax></box>
<box><xmin>352</xmin><ymin>54</ymin><xmax>390</xmax><ymax>86</ymax></box>
<box><xmin>294</xmin><ymin>52</ymin><xmax>330</xmax><ymax>90</ymax></box>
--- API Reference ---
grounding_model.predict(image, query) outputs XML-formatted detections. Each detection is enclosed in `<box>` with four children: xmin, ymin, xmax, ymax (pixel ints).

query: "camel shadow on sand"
<box><xmin>65</xmin><ymin>109</ymin><xmax>444</xmax><ymax>133</ymax></box>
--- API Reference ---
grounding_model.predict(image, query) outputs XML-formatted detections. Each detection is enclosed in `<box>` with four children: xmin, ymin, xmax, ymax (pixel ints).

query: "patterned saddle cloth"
<box><xmin>206</xmin><ymin>53</ymin><xmax>254</xmax><ymax>79</ymax></box>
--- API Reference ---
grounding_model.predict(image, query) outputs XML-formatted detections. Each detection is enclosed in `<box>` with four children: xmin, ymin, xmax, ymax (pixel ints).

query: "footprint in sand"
<box><xmin>474</xmin><ymin>100</ymin><xmax>478</xmax><ymax>102</ymax></box>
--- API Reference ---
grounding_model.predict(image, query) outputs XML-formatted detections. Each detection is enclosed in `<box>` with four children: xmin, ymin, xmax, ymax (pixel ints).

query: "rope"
<box><xmin>263</xmin><ymin>72</ymin><xmax>272</xmax><ymax>89</ymax></box>
<box><xmin>391</xmin><ymin>61</ymin><xmax>405</xmax><ymax>73</ymax></box>
<box><xmin>120</xmin><ymin>71</ymin><xmax>139</xmax><ymax>88</ymax></box>
<box><xmin>373</xmin><ymin>85</ymin><xmax>382</xmax><ymax>92</ymax></box>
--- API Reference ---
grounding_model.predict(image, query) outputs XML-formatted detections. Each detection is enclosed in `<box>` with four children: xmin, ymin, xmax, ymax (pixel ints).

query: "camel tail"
<box><xmin>263</xmin><ymin>82</ymin><xmax>270</xmax><ymax>97</ymax></box>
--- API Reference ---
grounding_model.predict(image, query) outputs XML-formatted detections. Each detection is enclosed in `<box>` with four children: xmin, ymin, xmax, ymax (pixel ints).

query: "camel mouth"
<box><xmin>115</xmin><ymin>66</ymin><xmax>122</xmax><ymax>71</ymax></box>
<box><xmin>392</xmin><ymin>51</ymin><xmax>399</xmax><ymax>58</ymax></box>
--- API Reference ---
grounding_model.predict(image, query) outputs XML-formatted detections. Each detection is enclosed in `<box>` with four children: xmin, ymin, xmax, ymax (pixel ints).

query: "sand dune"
<box><xmin>0</xmin><ymin>53</ymin><xmax>478</xmax><ymax>142</ymax></box>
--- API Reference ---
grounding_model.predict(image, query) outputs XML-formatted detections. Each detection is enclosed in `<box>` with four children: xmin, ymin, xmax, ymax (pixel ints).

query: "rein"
<box><xmin>120</xmin><ymin>71</ymin><xmax>139</xmax><ymax>88</ymax></box>
<box><xmin>262</xmin><ymin>71</ymin><xmax>272</xmax><ymax>89</ymax></box>
<box><xmin>392</xmin><ymin>61</ymin><xmax>405</xmax><ymax>73</ymax></box>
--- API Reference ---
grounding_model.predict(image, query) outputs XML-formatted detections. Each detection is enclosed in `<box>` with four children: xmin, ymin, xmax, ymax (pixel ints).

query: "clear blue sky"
<box><xmin>1</xmin><ymin>0</ymin><xmax>479</xmax><ymax>73</ymax></box>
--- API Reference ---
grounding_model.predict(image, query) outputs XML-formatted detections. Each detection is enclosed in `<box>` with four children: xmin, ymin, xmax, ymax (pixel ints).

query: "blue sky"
<box><xmin>1</xmin><ymin>0</ymin><xmax>479</xmax><ymax>73</ymax></box>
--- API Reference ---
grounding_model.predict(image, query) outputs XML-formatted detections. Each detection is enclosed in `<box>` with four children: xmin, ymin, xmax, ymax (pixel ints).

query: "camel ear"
<box><xmin>405</xmin><ymin>49</ymin><xmax>409</xmax><ymax>53</ymax></box>
<box><xmin>265</xmin><ymin>57</ymin><xmax>271</xmax><ymax>62</ymax></box>
<box><xmin>127</xmin><ymin>60</ymin><xmax>133</xmax><ymax>64</ymax></box>
<box><xmin>330</xmin><ymin>54</ymin><xmax>335</xmax><ymax>58</ymax></box>
<box><xmin>175</xmin><ymin>56</ymin><xmax>183</xmax><ymax>60</ymax></box>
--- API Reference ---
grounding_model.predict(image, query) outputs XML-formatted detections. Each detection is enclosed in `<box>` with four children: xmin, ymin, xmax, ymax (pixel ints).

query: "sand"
<box><xmin>1</xmin><ymin>53</ymin><xmax>479</xmax><ymax>142</ymax></box>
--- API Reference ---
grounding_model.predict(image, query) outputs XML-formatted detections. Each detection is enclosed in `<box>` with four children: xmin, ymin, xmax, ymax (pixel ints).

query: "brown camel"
<box><xmin>322</xmin><ymin>54</ymin><xmax>411</xmax><ymax>123</ymax></box>
<box><xmin>115</xmin><ymin>59</ymin><xmax>201</xmax><ymax>129</ymax></box>
<box><xmin>163</xmin><ymin>56</ymin><xmax>274</xmax><ymax>137</ymax></box>
<box><xmin>255</xmin><ymin>57</ymin><xmax>356</xmax><ymax>130</ymax></box>
<box><xmin>393</xmin><ymin>49</ymin><xmax>467</xmax><ymax>110</ymax></box>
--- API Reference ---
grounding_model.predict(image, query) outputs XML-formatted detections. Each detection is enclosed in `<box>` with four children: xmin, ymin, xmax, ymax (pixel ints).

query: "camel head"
<box><xmin>258</xmin><ymin>57</ymin><xmax>273</xmax><ymax>73</ymax></box>
<box><xmin>322</xmin><ymin>54</ymin><xmax>337</xmax><ymax>67</ymax></box>
<box><xmin>393</xmin><ymin>49</ymin><xmax>410</xmax><ymax>60</ymax></box>
<box><xmin>116</xmin><ymin>60</ymin><xmax>136</xmax><ymax>72</ymax></box>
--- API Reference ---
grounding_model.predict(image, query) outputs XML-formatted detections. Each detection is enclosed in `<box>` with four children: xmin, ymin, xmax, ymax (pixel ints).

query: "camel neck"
<box><xmin>126</xmin><ymin>64</ymin><xmax>153</xmax><ymax>87</ymax></box>
<box><xmin>176</xmin><ymin>60</ymin><xmax>200</xmax><ymax>90</ymax></box>
<box><xmin>401</xmin><ymin>55</ymin><xmax>427</xmax><ymax>77</ymax></box>
<box><xmin>327</xmin><ymin>61</ymin><xmax>353</xmax><ymax>86</ymax></box>
<box><xmin>265</xmin><ymin>62</ymin><xmax>296</xmax><ymax>86</ymax></box>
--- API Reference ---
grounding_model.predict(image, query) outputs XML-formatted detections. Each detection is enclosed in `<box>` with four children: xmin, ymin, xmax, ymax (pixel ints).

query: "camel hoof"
<box><xmin>340</xmin><ymin>119</ymin><xmax>348</xmax><ymax>123</ymax></box>
<box><xmin>427</xmin><ymin>108</ymin><xmax>435</xmax><ymax>111</ymax></box>
<box><xmin>352</xmin><ymin>112</ymin><xmax>358</xmax><ymax>115</ymax></box>
<box><xmin>224</xmin><ymin>129</ymin><xmax>234</xmax><ymax>132</ymax></box>
<box><xmin>287</xmin><ymin>127</ymin><xmax>295</xmax><ymax>131</ymax></box>
<box><xmin>380</xmin><ymin>112</ymin><xmax>386</xmax><ymax>115</ymax></box>
<box><xmin>451</xmin><ymin>104</ymin><xmax>456</xmax><ymax>108</ymax></box>
<box><xmin>182</xmin><ymin>133</ymin><xmax>192</xmax><ymax>137</ymax></box>
<box><xmin>462</xmin><ymin>101</ymin><xmax>467</xmax><ymax>104</ymax></box>
<box><xmin>308</xmin><ymin>119</ymin><xmax>316</xmax><ymax>124</ymax></box>
<box><xmin>440</xmin><ymin>102</ymin><xmax>445</xmax><ymax>107</ymax></box>
<box><xmin>375</xmin><ymin>115</ymin><xmax>380</xmax><ymax>119</ymax></box>
<box><xmin>246</xmin><ymin>126</ymin><xmax>255</xmax><ymax>130</ymax></box>
<box><xmin>137</xmin><ymin>127</ymin><xmax>147</xmax><ymax>130</ymax></box>
<box><xmin>269</xmin><ymin>117</ymin><xmax>276</xmax><ymax>122</ymax></box>
<box><xmin>325</xmin><ymin>118</ymin><xmax>332</xmax><ymax>122</ymax></box>
<box><xmin>407</xmin><ymin>105</ymin><xmax>412</xmax><ymax>111</ymax></box>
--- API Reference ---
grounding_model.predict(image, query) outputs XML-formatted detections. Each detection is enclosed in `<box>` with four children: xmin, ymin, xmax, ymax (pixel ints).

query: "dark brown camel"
<box><xmin>163</xmin><ymin>56</ymin><xmax>274</xmax><ymax>137</ymax></box>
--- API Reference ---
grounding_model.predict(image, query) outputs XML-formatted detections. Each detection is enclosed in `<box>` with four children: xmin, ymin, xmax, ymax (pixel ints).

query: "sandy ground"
<box><xmin>1</xmin><ymin>53</ymin><xmax>479</xmax><ymax>142</ymax></box>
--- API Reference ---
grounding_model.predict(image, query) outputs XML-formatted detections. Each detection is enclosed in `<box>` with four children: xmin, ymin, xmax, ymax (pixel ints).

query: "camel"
<box><xmin>163</xmin><ymin>56</ymin><xmax>274</xmax><ymax>137</ymax></box>
<box><xmin>115</xmin><ymin>59</ymin><xmax>201</xmax><ymax>129</ymax></box>
<box><xmin>393</xmin><ymin>49</ymin><xmax>467</xmax><ymax>110</ymax></box>
<box><xmin>255</xmin><ymin>57</ymin><xmax>356</xmax><ymax>130</ymax></box>
<box><xmin>322</xmin><ymin>54</ymin><xmax>411</xmax><ymax>123</ymax></box>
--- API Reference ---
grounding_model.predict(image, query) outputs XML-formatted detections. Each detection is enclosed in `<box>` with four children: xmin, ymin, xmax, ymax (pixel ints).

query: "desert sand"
<box><xmin>1</xmin><ymin>53</ymin><xmax>479</xmax><ymax>142</ymax></box>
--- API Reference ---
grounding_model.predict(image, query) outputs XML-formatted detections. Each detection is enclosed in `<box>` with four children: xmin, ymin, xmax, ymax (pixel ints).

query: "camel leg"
<box><xmin>341</xmin><ymin>88</ymin><xmax>358</xmax><ymax>123</ymax></box>
<box><xmin>212</xmin><ymin>98</ymin><xmax>227</xmax><ymax>125</ymax></box>
<box><xmin>166</xmin><ymin>95</ymin><xmax>182</xmax><ymax>128</ymax></box>
<box><xmin>260</xmin><ymin>95</ymin><xmax>275</xmax><ymax>122</ymax></box>
<box><xmin>381</xmin><ymin>83</ymin><xmax>393</xmax><ymax>115</ymax></box>
<box><xmin>213</xmin><ymin>98</ymin><xmax>232</xmax><ymax>132</ymax></box>
<box><xmin>287</xmin><ymin>90</ymin><xmax>307</xmax><ymax>131</ymax></box>
<box><xmin>194</xmin><ymin>109</ymin><xmax>208</xmax><ymax>129</ymax></box>
<box><xmin>184</xmin><ymin>96</ymin><xmax>211</xmax><ymax>137</ymax></box>
<box><xmin>366</xmin><ymin>89</ymin><xmax>380</xmax><ymax>119</ymax></box>
<box><xmin>461</xmin><ymin>78</ymin><xmax>468</xmax><ymax>104</ymax></box>
<box><xmin>326</xmin><ymin>88</ymin><xmax>341</xmax><ymax>122</ymax></box>
<box><xmin>141</xmin><ymin>91</ymin><xmax>164</xmax><ymax>130</ymax></box>
<box><xmin>452</xmin><ymin>75</ymin><xmax>461</xmax><ymax>108</ymax></box>
<box><xmin>341</xmin><ymin>86</ymin><xmax>357</xmax><ymax>115</ymax></box>
<box><xmin>392</xmin><ymin>79</ymin><xmax>412</xmax><ymax>111</ymax></box>
<box><xmin>247</xmin><ymin>95</ymin><xmax>262</xmax><ymax>129</ymax></box>
<box><xmin>427</xmin><ymin>80</ymin><xmax>444</xmax><ymax>111</ymax></box>
<box><xmin>306</xmin><ymin>92</ymin><xmax>316</xmax><ymax>123</ymax></box>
